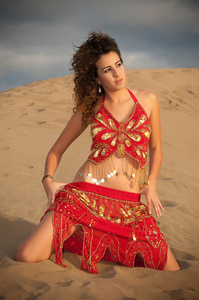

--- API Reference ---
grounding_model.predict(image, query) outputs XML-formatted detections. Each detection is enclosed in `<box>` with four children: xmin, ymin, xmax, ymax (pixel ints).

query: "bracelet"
<box><xmin>144</xmin><ymin>180</ymin><xmax>150</xmax><ymax>186</ymax></box>
<box><xmin>42</xmin><ymin>174</ymin><xmax>53</xmax><ymax>183</ymax></box>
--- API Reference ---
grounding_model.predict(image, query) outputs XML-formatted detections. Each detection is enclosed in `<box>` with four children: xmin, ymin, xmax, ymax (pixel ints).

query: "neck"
<box><xmin>104</xmin><ymin>88</ymin><xmax>130</xmax><ymax>104</ymax></box>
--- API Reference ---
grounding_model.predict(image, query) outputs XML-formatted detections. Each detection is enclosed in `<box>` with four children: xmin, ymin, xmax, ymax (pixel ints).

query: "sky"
<box><xmin>0</xmin><ymin>0</ymin><xmax>199</xmax><ymax>92</ymax></box>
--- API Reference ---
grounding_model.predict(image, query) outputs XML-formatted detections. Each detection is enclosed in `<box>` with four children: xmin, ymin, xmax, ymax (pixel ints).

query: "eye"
<box><xmin>116</xmin><ymin>62</ymin><xmax>122</xmax><ymax>68</ymax></box>
<box><xmin>103</xmin><ymin>68</ymin><xmax>111</xmax><ymax>73</ymax></box>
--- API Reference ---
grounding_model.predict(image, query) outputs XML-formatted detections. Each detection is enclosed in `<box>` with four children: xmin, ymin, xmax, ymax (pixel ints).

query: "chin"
<box><xmin>115</xmin><ymin>83</ymin><xmax>126</xmax><ymax>90</ymax></box>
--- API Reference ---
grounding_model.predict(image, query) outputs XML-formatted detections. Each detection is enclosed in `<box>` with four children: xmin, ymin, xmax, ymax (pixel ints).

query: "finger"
<box><xmin>47</xmin><ymin>195</ymin><xmax>54</xmax><ymax>209</ymax></box>
<box><xmin>148</xmin><ymin>200</ymin><xmax>152</xmax><ymax>215</ymax></box>
<box><xmin>159</xmin><ymin>201</ymin><xmax>164</xmax><ymax>211</ymax></box>
<box><xmin>156</xmin><ymin>208</ymin><xmax>161</xmax><ymax>217</ymax></box>
<box><xmin>47</xmin><ymin>199</ymin><xmax>51</xmax><ymax>209</ymax></box>
<box><xmin>156</xmin><ymin>200</ymin><xmax>164</xmax><ymax>216</ymax></box>
<box><xmin>154</xmin><ymin>203</ymin><xmax>161</xmax><ymax>217</ymax></box>
<box><xmin>51</xmin><ymin>196</ymin><xmax>55</xmax><ymax>205</ymax></box>
<box><xmin>140</xmin><ymin>185</ymin><xmax>147</xmax><ymax>195</ymax></box>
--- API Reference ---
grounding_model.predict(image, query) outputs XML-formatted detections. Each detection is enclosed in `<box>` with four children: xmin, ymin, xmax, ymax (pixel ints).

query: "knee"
<box><xmin>171</xmin><ymin>264</ymin><xmax>181</xmax><ymax>271</ymax></box>
<box><xmin>164</xmin><ymin>264</ymin><xmax>181</xmax><ymax>271</ymax></box>
<box><xmin>163</xmin><ymin>247</ymin><xmax>181</xmax><ymax>271</ymax></box>
<box><xmin>15</xmin><ymin>246</ymin><xmax>33</xmax><ymax>263</ymax></box>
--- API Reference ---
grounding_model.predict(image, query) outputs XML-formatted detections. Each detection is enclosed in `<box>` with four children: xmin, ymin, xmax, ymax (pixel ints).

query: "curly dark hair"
<box><xmin>71</xmin><ymin>31</ymin><xmax>123</xmax><ymax>125</ymax></box>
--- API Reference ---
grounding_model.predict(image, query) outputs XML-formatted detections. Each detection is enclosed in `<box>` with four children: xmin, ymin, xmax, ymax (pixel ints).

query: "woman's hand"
<box><xmin>43</xmin><ymin>179</ymin><xmax>67</xmax><ymax>209</ymax></box>
<box><xmin>140</xmin><ymin>183</ymin><xmax>164</xmax><ymax>217</ymax></box>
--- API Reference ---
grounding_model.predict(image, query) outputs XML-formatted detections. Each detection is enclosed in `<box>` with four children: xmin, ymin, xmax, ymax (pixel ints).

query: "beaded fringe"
<box><xmin>86</xmin><ymin>155</ymin><xmax>148</xmax><ymax>188</ymax></box>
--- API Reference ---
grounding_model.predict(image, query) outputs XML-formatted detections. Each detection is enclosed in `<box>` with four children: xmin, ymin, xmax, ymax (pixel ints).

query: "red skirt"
<box><xmin>42</xmin><ymin>182</ymin><xmax>168</xmax><ymax>273</ymax></box>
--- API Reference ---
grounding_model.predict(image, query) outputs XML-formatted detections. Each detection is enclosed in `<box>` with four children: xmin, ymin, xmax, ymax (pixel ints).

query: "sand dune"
<box><xmin>0</xmin><ymin>69</ymin><xmax>199</xmax><ymax>299</ymax></box>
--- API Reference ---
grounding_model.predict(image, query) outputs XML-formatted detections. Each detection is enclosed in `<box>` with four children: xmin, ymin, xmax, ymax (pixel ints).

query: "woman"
<box><xmin>15</xmin><ymin>31</ymin><xmax>180</xmax><ymax>273</ymax></box>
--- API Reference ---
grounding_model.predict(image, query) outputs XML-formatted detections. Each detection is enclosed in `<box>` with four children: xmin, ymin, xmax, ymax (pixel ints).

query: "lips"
<box><xmin>115</xmin><ymin>78</ymin><xmax>123</xmax><ymax>84</ymax></box>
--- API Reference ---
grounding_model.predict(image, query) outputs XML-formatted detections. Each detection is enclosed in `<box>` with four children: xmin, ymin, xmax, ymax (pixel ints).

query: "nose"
<box><xmin>113</xmin><ymin>68</ymin><xmax>120</xmax><ymax>77</ymax></box>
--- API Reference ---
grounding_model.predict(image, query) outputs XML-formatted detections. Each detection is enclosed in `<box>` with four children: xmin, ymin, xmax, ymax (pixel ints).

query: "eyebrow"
<box><xmin>102</xmin><ymin>59</ymin><xmax>121</xmax><ymax>71</ymax></box>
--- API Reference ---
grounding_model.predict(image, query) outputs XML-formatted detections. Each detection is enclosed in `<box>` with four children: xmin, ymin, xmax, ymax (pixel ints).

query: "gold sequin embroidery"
<box><xmin>95</xmin><ymin>113</ymin><xmax>108</xmax><ymax>127</ymax></box>
<box><xmin>127</xmin><ymin>133</ymin><xmax>141</xmax><ymax>142</ymax></box>
<box><xmin>101</xmin><ymin>132</ymin><xmax>116</xmax><ymax>140</ymax></box>
<box><xmin>91</xmin><ymin>127</ymin><xmax>104</xmax><ymax>138</ymax></box>
<box><xmin>108</xmin><ymin>119</ymin><xmax>117</xmax><ymax>130</ymax></box>
<box><xmin>117</xmin><ymin>143</ymin><xmax>125</xmax><ymax>158</ymax></box>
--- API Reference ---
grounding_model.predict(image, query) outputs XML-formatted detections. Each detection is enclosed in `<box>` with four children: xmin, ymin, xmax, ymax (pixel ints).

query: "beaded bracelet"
<box><xmin>42</xmin><ymin>174</ymin><xmax>53</xmax><ymax>183</ymax></box>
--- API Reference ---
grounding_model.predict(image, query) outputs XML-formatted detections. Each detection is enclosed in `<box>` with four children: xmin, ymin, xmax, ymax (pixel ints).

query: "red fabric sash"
<box><xmin>42</xmin><ymin>182</ymin><xmax>168</xmax><ymax>273</ymax></box>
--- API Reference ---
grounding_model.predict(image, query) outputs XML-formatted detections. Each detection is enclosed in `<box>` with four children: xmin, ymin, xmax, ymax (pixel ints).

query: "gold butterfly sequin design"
<box><xmin>90</xmin><ymin>104</ymin><xmax>151</xmax><ymax>166</ymax></box>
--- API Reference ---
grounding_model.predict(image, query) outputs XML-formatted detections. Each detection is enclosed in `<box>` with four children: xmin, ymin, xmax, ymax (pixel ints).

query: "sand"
<box><xmin>0</xmin><ymin>68</ymin><xmax>199</xmax><ymax>300</ymax></box>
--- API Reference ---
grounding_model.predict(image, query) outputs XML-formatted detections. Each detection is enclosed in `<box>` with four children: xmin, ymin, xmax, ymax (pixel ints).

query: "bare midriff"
<box><xmin>73</xmin><ymin>154</ymin><xmax>142</xmax><ymax>193</ymax></box>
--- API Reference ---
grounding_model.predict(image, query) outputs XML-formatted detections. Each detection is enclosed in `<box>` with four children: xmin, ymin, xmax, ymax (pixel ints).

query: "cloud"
<box><xmin>123</xmin><ymin>51</ymin><xmax>171</xmax><ymax>69</ymax></box>
<box><xmin>0</xmin><ymin>0</ymin><xmax>199</xmax><ymax>91</ymax></box>
<box><xmin>0</xmin><ymin>47</ymin><xmax>65</xmax><ymax>77</ymax></box>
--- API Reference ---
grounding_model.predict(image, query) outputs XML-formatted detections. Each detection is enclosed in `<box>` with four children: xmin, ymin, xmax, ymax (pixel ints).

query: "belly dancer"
<box><xmin>15</xmin><ymin>31</ymin><xmax>180</xmax><ymax>273</ymax></box>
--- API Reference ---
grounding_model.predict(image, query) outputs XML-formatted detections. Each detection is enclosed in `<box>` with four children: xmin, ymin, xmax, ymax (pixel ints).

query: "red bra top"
<box><xmin>88</xmin><ymin>89</ymin><xmax>151</xmax><ymax>168</ymax></box>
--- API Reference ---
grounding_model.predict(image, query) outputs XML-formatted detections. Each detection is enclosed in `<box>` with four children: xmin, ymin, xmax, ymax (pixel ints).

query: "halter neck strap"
<box><xmin>102</xmin><ymin>89</ymin><xmax>138</xmax><ymax>104</ymax></box>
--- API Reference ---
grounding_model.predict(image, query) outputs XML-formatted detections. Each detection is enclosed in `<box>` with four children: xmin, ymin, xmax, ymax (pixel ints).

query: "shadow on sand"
<box><xmin>0</xmin><ymin>214</ymin><xmax>36</xmax><ymax>260</ymax></box>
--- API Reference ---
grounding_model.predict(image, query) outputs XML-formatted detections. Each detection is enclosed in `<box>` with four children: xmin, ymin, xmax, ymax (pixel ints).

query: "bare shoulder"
<box><xmin>131</xmin><ymin>89</ymin><xmax>159</xmax><ymax>117</ymax></box>
<box><xmin>66</xmin><ymin>109</ymin><xmax>86</xmax><ymax>131</ymax></box>
<box><xmin>132</xmin><ymin>89</ymin><xmax>158</xmax><ymax>102</ymax></box>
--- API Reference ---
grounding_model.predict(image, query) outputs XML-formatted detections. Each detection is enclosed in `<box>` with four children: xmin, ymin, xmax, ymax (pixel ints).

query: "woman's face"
<box><xmin>96</xmin><ymin>51</ymin><xmax>126</xmax><ymax>93</ymax></box>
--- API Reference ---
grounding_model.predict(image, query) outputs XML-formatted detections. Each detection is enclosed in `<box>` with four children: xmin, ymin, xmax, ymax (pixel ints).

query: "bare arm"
<box><xmin>148</xmin><ymin>93</ymin><xmax>163</xmax><ymax>186</ymax></box>
<box><xmin>140</xmin><ymin>91</ymin><xmax>163</xmax><ymax>217</ymax></box>
<box><xmin>43</xmin><ymin>110</ymin><xmax>87</xmax><ymax>207</ymax></box>
<box><xmin>44</xmin><ymin>110</ymin><xmax>87</xmax><ymax>176</ymax></box>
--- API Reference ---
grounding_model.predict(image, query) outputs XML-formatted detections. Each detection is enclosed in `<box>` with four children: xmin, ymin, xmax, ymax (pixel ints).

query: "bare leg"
<box><xmin>163</xmin><ymin>247</ymin><xmax>180</xmax><ymax>271</ymax></box>
<box><xmin>15</xmin><ymin>212</ymin><xmax>81</xmax><ymax>263</ymax></box>
<box><xmin>15</xmin><ymin>212</ymin><xmax>55</xmax><ymax>263</ymax></box>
